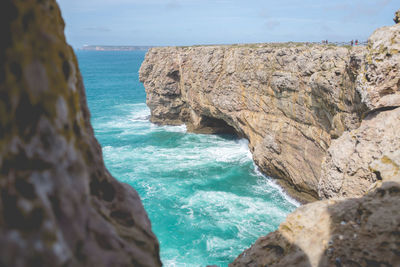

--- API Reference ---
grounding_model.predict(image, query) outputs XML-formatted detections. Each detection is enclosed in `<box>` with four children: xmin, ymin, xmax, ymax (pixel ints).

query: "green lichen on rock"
<box><xmin>0</xmin><ymin>1</ymin><xmax>161</xmax><ymax>266</ymax></box>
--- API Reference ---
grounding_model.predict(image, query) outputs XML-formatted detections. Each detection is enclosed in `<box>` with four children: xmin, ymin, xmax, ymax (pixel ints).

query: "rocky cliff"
<box><xmin>231</xmin><ymin>12</ymin><xmax>400</xmax><ymax>267</ymax></box>
<box><xmin>140</xmin><ymin>42</ymin><xmax>367</xmax><ymax>202</ymax></box>
<box><xmin>140</xmin><ymin>9</ymin><xmax>400</xmax><ymax>266</ymax></box>
<box><xmin>0</xmin><ymin>1</ymin><xmax>161</xmax><ymax>266</ymax></box>
<box><xmin>319</xmin><ymin>18</ymin><xmax>400</xmax><ymax>199</ymax></box>
<box><xmin>139</xmin><ymin>18</ymin><xmax>400</xmax><ymax>204</ymax></box>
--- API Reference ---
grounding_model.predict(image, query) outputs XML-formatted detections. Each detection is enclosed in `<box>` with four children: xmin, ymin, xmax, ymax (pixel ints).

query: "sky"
<box><xmin>57</xmin><ymin>0</ymin><xmax>398</xmax><ymax>48</ymax></box>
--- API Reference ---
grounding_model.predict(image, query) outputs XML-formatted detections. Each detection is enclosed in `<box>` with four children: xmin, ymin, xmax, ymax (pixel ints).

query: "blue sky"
<box><xmin>57</xmin><ymin>0</ymin><xmax>398</xmax><ymax>48</ymax></box>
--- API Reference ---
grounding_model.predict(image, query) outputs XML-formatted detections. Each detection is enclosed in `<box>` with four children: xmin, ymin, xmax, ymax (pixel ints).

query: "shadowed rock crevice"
<box><xmin>0</xmin><ymin>1</ymin><xmax>161</xmax><ymax>266</ymax></box>
<box><xmin>187</xmin><ymin>115</ymin><xmax>239</xmax><ymax>135</ymax></box>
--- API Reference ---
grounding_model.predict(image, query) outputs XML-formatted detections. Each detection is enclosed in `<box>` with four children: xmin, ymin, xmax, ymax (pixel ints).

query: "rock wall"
<box><xmin>140</xmin><ymin>43</ymin><xmax>367</xmax><ymax>202</ymax></box>
<box><xmin>0</xmin><ymin>1</ymin><xmax>161</xmax><ymax>266</ymax></box>
<box><xmin>232</xmin><ymin>12</ymin><xmax>400</xmax><ymax>267</ymax></box>
<box><xmin>319</xmin><ymin>20</ymin><xmax>400</xmax><ymax>199</ymax></box>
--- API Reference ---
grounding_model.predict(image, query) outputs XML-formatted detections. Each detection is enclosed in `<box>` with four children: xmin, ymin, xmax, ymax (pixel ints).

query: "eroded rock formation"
<box><xmin>140</xmin><ymin>43</ymin><xmax>367</xmax><ymax>202</ymax></box>
<box><xmin>140</xmin><ymin>9</ymin><xmax>400</xmax><ymax>266</ymax></box>
<box><xmin>356</xmin><ymin>21</ymin><xmax>400</xmax><ymax>110</ymax></box>
<box><xmin>319</xmin><ymin>107</ymin><xmax>400</xmax><ymax>199</ymax></box>
<box><xmin>0</xmin><ymin>1</ymin><xmax>161</xmax><ymax>266</ymax></box>
<box><xmin>231</xmin><ymin>11</ymin><xmax>400</xmax><ymax>267</ymax></box>
<box><xmin>139</xmin><ymin>12</ymin><xmax>400</xmax><ymax>203</ymax></box>
<box><xmin>319</xmin><ymin>19</ymin><xmax>400</xmax><ymax>199</ymax></box>
<box><xmin>230</xmin><ymin>181</ymin><xmax>400</xmax><ymax>266</ymax></box>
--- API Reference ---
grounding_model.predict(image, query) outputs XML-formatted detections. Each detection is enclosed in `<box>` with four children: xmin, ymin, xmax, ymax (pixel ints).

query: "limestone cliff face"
<box><xmin>319</xmin><ymin>20</ymin><xmax>400</xmax><ymax>199</ymax></box>
<box><xmin>319</xmin><ymin>107</ymin><xmax>400</xmax><ymax>199</ymax></box>
<box><xmin>232</xmin><ymin>12</ymin><xmax>400</xmax><ymax>267</ymax></box>
<box><xmin>356</xmin><ymin>22</ymin><xmax>400</xmax><ymax>110</ymax></box>
<box><xmin>140</xmin><ymin>10</ymin><xmax>400</xmax><ymax>266</ymax></box>
<box><xmin>0</xmin><ymin>1</ymin><xmax>161</xmax><ymax>266</ymax></box>
<box><xmin>140</xmin><ymin>44</ymin><xmax>367</xmax><ymax>202</ymax></box>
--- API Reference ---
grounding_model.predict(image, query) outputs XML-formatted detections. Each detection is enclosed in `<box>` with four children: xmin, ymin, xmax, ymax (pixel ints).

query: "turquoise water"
<box><xmin>77</xmin><ymin>50</ymin><xmax>299</xmax><ymax>266</ymax></box>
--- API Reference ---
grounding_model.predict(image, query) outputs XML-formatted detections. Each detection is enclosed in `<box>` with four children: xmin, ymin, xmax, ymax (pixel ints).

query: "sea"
<box><xmin>76</xmin><ymin>50</ymin><xmax>299</xmax><ymax>267</ymax></box>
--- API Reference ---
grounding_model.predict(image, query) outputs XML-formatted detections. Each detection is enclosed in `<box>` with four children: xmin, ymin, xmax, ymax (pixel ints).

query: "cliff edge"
<box><xmin>231</xmin><ymin>11</ymin><xmax>400</xmax><ymax>267</ymax></box>
<box><xmin>319</xmin><ymin>15</ymin><xmax>400</xmax><ymax>199</ymax></box>
<box><xmin>140</xmin><ymin>9</ymin><xmax>400</xmax><ymax>266</ymax></box>
<box><xmin>140</xmin><ymin>16</ymin><xmax>400</xmax><ymax>204</ymax></box>
<box><xmin>0</xmin><ymin>1</ymin><xmax>161</xmax><ymax>266</ymax></box>
<box><xmin>140</xmin><ymin>43</ymin><xmax>367</xmax><ymax>202</ymax></box>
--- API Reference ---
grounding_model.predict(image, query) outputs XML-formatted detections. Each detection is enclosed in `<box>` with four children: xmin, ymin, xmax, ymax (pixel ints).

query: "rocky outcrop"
<box><xmin>140</xmin><ymin>9</ymin><xmax>400</xmax><ymax>266</ymax></box>
<box><xmin>319</xmin><ymin>107</ymin><xmax>400</xmax><ymax>199</ymax></box>
<box><xmin>230</xmin><ymin>13</ymin><xmax>400</xmax><ymax>267</ymax></box>
<box><xmin>140</xmin><ymin>43</ymin><xmax>367</xmax><ymax>202</ymax></box>
<box><xmin>356</xmin><ymin>21</ymin><xmax>400</xmax><ymax>110</ymax></box>
<box><xmin>319</xmin><ymin>19</ymin><xmax>400</xmax><ymax>199</ymax></box>
<box><xmin>230</xmin><ymin>181</ymin><xmax>400</xmax><ymax>266</ymax></box>
<box><xmin>139</xmin><ymin>12</ymin><xmax>400</xmax><ymax>203</ymax></box>
<box><xmin>0</xmin><ymin>1</ymin><xmax>161</xmax><ymax>266</ymax></box>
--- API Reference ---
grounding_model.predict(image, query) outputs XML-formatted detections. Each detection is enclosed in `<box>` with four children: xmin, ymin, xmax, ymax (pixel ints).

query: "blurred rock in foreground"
<box><xmin>0</xmin><ymin>1</ymin><xmax>161</xmax><ymax>266</ymax></box>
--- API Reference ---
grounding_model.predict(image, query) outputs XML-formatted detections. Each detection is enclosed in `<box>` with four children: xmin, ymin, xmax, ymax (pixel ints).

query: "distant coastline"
<box><xmin>80</xmin><ymin>45</ymin><xmax>154</xmax><ymax>51</ymax></box>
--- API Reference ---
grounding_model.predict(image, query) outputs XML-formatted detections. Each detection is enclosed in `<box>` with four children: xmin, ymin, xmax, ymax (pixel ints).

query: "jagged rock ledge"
<box><xmin>0</xmin><ymin>1</ymin><xmax>161</xmax><ymax>266</ymax></box>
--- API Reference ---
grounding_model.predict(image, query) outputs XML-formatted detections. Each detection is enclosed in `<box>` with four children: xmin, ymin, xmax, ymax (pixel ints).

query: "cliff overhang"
<box><xmin>140</xmin><ymin>43</ymin><xmax>368</xmax><ymax>202</ymax></box>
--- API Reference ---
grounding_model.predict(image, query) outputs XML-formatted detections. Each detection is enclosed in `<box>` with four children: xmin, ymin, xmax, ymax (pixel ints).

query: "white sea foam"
<box><xmin>99</xmin><ymin>101</ymin><xmax>300</xmax><ymax>266</ymax></box>
<box><xmin>252</xmin><ymin>164</ymin><xmax>301</xmax><ymax>207</ymax></box>
<box><xmin>157</xmin><ymin>124</ymin><xmax>187</xmax><ymax>133</ymax></box>
<box><xmin>183</xmin><ymin>190</ymin><xmax>289</xmax><ymax>237</ymax></box>
<box><xmin>102</xmin><ymin>138</ymin><xmax>250</xmax><ymax>173</ymax></box>
<box><xmin>127</xmin><ymin>105</ymin><xmax>151</xmax><ymax>122</ymax></box>
<box><xmin>162</xmin><ymin>255</ymin><xmax>185</xmax><ymax>267</ymax></box>
<box><xmin>94</xmin><ymin>103</ymin><xmax>151</xmax><ymax>132</ymax></box>
<box><xmin>206</xmin><ymin>236</ymin><xmax>240</xmax><ymax>258</ymax></box>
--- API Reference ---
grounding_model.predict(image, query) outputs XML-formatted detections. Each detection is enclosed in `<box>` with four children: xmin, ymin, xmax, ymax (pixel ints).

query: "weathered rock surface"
<box><xmin>356</xmin><ymin>22</ymin><xmax>400</xmax><ymax>110</ymax></box>
<box><xmin>140</xmin><ymin>10</ymin><xmax>400</xmax><ymax>267</ymax></box>
<box><xmin>230</xmin><ymin>15</ymin><xmax>400</xmax><ymax>267</ymax></box>
<box><xmin>230</xmin><ymin>181</ymin><xmax>400</xmax><ymax>267</ymax></box>
<box><xmin>319</xmin><ymin>20</ymin><xmax>400</xmax><ymax>199</ymax></box>
<box><xmin>319</xmin><ymin>107</ymin><xmax>400</xmax><ymax>199</ymax></box>
<box><xmin>0</xmin><ymin>1</ymin><xmax>161</xmax><ymax>266</ymax></box>
<box><xmin>140</xmin><ymin>43</ymin><xmax>367</xmax><ymax>202</ymax></box>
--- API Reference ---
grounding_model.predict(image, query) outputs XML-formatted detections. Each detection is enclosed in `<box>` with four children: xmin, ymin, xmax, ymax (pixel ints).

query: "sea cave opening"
<box><xmin>193</xmin><ymin>115</ymin><xmax>239</xmax><ymax>138</ymax></box>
